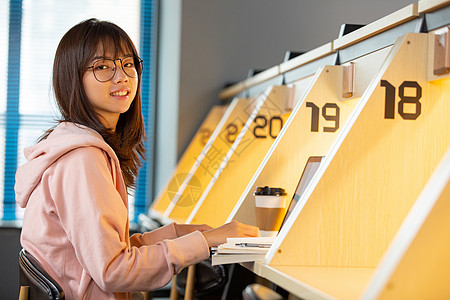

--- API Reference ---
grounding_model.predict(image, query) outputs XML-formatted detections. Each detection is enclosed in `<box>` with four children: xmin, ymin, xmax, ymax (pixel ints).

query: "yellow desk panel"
<box><xmin>269</xmin><ymin>33</ymin><xmax>450</xmax><ymax>299</ymax></box>
<box><xmin>151</xmin><ymin>105</ymin><xmax>227</xmax><ymax>214</ymax></box>
<box><xmin>366</xmin><ymin>151</ymin><xmax>450</xmax><ymax>299</ymax></box>
<box><xmin>167</xmin><ymin>96</ymin><xmax>263</xmax><ymax>223</ymax></box>
<box><xmin>188</xmin><ymin>86</ymin><xmax>293</xmax><ymax>227</ymax></box>
<box><xmin>232</xmin><ymin>65</ymin><xmax>359</xmax><ymax>227</ymax></box>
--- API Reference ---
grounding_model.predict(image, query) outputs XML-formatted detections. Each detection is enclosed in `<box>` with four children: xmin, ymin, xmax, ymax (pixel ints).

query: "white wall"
<box><xmin>155</xmin><ymin>0</ymin><xmax>181</xmax><ymax>193</ymax></box>
<box><xmin>154</xmin><ymin>0</ymin><xmax>413</xmax><ymax>197</ymax></box>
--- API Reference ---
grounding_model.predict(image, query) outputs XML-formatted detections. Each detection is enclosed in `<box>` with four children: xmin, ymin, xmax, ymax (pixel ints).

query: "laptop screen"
<box><xmin>225</xmin><ymin>156</ymin><xmax>324</xmax><ymax>248</ymax></box>
<box><xmin>279</xmin><ymin>156</ymin><xmax>323</xmax><ymax>230</ymax></box>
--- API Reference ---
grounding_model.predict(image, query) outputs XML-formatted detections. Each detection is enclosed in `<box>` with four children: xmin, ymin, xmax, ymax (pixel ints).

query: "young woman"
<box><xmin>15</xmin><ymin>19</ymin><xmax>259</xmax><ymax>299</ymax></box>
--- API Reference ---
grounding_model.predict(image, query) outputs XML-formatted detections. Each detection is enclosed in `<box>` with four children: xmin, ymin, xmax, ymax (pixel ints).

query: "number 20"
<box><xmin>253</xmin><ymin>115</ymin><xmax>283</xmax><ymax>139</ymax></box>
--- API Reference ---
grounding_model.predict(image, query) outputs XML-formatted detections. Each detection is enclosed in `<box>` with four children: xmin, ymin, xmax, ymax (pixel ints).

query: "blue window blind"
<box><xmin>0</xmin><ymin>1</ymin><xmax>9</xmax><ymax>219</ymax></box>
<box><xmin>134</xmin><ymin>0</ymin><xmax>158</xmax><ymax>223</ymax></box>
<box><xmin>3</xmin><ymin>0</ymin><xmax>21</xmax><ymax>221</ymax></box>
<box><xmin>1</xmin><ymin>0</ymin><xmax>157</xmax><ymax>222</ymax></box>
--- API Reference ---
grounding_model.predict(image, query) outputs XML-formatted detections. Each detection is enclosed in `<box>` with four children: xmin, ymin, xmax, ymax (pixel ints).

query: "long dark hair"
<box><xmin>44</xmin><ymin>18</ymin><xmax>146</xmax><ymax>189</ymax></box>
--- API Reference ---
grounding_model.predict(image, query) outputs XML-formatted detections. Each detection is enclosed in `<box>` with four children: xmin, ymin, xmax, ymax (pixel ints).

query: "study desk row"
<box><xmin>148</xmin><ymin>0</ymin><xmax>450</xmax><ymax>299</ymax></box>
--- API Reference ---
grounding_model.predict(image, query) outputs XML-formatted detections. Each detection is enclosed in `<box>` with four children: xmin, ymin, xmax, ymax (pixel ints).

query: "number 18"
<box><xmin>380</xmin><ymin>80</ymin><xmax>422</xmax><ymax>120</ymax></box>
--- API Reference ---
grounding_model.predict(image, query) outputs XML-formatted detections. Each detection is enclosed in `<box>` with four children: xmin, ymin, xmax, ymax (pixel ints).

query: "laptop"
<box><xmin>279</xmin><ymin>156</ymin><xmax>323</xmax><ymax>229</ymax></box>
<box><xmin>229</xmin><ymin>156</ymin><xmax>324</xmax><ymax>248</ymax></box>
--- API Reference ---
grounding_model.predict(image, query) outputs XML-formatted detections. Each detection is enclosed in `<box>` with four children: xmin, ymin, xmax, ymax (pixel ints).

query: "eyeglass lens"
<box><xmin>93</xmin><ymin>57</ymin><xmax>141</xmax><ymax>82</ymax></box>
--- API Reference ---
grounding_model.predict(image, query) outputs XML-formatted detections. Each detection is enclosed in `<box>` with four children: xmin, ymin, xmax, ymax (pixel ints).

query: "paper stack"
<box><xmin>211</xmin><ymin>236</ymin><xmax>275</xmax><ymax>266</ymax></box>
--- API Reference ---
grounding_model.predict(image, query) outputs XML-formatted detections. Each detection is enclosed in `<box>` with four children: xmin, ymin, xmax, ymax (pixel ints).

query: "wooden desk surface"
<box><xmin>260</xmin><ymin>264</ymin><xmax>375</xmax><ymax>300</ymax></box>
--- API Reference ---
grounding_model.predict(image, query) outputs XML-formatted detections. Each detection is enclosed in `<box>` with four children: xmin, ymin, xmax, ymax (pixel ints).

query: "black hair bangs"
<box><xmin>81</xmin><ymin>19</ymin><xmax>138</xmax><ymax>66</ymax></box>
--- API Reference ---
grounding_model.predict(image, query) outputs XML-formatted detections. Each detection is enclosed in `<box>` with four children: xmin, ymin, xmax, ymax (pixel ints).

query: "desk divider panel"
<box><xmin>229</xmin><ymin>40</ymin><xmax>391</xmax><ymax>232</ymax></box>
<box><xmin>362</xmin><ymin>150</ymin><xmax>450</xmax><ymax>299</ymax></box>
<box><xmin>229</xmin><ymin>64</ymin><xmax>364</xmax><ymax>227</ymax></box>
<box><xmin>158</xmin><ymin>98</ymin><xmax>242</xmax><ymax>219</ymax></box>
<box><xmin>150</xmin><ymin>105</ymin><xmax>228</xmax><ymax>216</ymax></box>
<box><xmin>263</xmin><ymin>33</ymin><xmax>450</xmax><ymax>300</ymax></box>
<box><xmin>166</xmin><ymin>94</ymin><xmax>266</xmax><ymax>223</ymax></box>
<box><xmin>186</xmin><ymin>86</ymin><xmax>294</xmax><ymax>227</ymax></box>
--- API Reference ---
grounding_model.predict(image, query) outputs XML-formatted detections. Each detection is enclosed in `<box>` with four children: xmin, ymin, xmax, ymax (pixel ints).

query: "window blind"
<box><xmin>1</xmin><ymin>0</ymin><xmax>156</xmax><ymax>223</ymax></box>
<box><xmin>3</xmin><ymin>0</ymin><xmax>21</xmax><ymax>221</ymax></box>
<box><xmin>134</xmin><ymin>0</ymin><xmax>158</xmax><ymax>223</ymax></box>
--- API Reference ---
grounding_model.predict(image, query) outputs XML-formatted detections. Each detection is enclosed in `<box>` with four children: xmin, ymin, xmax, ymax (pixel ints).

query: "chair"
<box><xmin>242</xmin><ymin>283</ymin><xmax>283</xmax><ymax>300</ymax></box>
<box><xmin>18</xmin><ymin>249</ymin><xmax>65</xmax><ymax>300</ymax></box>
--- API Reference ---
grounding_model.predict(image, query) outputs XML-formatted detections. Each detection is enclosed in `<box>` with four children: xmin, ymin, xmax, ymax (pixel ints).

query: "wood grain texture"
<box><xmin>364</xmin><ymin>151</ymin><xmax>450</xmax><ymax>299</ymax></box>
<box><xmin>187</xmin><ymin>86</ymin><xmax>292</xmax><ymax>226</ymax></box>
<box><xmin>261</xmin><ymin>265</ymin><xmax>375</xmax><ymax>300</ymax></box>
<box><xmin>167</xmin><ymin>96</ymin><xmax>263</xmax><ymax>222</ymax></box>
<box><xmin>230</xmin><ymin>47</ymin><xmax>390</xmax><ymax>228</ymax></box>
<box><xmin>268</xmin><ymin>33</ymin><xmax>450</xmax><ymax>299</ymax></box>
<box><xmin>231</xmin><ymin>65</ymin><xmax>360</xmax><ymax>227</ymax></box>
<box><xmin>151</xmin><ymin>105</ymin><xmax>227</xmax><ymax>214</ymax></box>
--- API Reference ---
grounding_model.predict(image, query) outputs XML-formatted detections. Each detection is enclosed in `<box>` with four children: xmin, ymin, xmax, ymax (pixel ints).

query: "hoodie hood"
<box><xmin>15</xmin><ymin>122</ymin><xmax>119</xmax><ymax>208</ymax></box>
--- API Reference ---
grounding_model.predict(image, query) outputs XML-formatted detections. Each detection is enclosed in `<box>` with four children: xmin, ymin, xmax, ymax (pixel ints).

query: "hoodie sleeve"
<box><xmin>47</xmin><ymin>146</ymin><xmax>210</xmax><ymax>292</ymax></box>
<box><xmin>130</xmin><ymin>223</ymin><xmax>179</xmax><ymax>247</ymax></box>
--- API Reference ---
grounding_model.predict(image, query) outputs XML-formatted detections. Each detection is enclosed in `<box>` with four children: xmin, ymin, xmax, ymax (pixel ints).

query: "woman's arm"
<box><xmin>50</xmin><ymin>146</ymin><xmax>210</xmax><ymax>292</ymax></box>
<box><xmin>130</xmin><ymin>222</ymin><xmax>212</xmax><ymax>247</ymax></box>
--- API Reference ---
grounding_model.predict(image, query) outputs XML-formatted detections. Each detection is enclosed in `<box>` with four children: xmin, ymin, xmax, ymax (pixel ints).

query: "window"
<box><xmin>0</xmin><ymin>0</ymin><xmax>8</xmax><ymax>221</ymax></box>
<box><xmin>0</xmin><ymin>1</ymin><xmax>8</xmax><ymax>114</ymax></box>
<box><xmin>1</xmin><ymin>0</ymin><xmax>157</xmax><ymax>223</ymax></box>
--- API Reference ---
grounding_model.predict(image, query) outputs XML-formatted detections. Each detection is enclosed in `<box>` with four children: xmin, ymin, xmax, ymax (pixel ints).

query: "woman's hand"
<box><xmin>174</xmin><ymin>223</ymin><xmax>213</xmax><ymax>237</ymax></box>
<box><xmin>202</xmin><ymin>221</ymin><xmax>261</xmax><ymax>247</ymax></box>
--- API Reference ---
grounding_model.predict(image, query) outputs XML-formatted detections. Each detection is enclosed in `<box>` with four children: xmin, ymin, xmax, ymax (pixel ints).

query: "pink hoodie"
<box><xmin>15</xmin><ymin>122</ymin><xmax>210</xmax><ymax>299</ymax></box>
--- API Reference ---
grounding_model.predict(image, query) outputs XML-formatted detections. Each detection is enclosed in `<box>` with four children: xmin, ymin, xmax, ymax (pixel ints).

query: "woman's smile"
<box><xmin>110</xmin><ymin>88</ymin><xmax>131</xmax><ymax>98</ymax></box>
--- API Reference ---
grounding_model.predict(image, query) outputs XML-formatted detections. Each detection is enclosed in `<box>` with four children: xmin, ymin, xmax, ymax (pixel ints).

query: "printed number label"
<box><xmin>380</xmin><ymin>80</ymin><xmax>422</xmax><ymax>120</ymax></box>
<box><xmin>225</xmin><ymin>123</ymin><xmax>239</xmax><ymax>143</ymax></box>
<box><xmin>306</xmin><ymin>102</ymin><xmax>340</xmax><ymax>132</ymax></box>
<box><xmin>198</xmin><ymin>128</ymin><xmax>212</xmax><ymax>146</ymax></box>
<box><xmin>253</xmin><ymin>115</ymin><xmax>283</xmax><ymax>139</ymax></box>
<box><xmin>225</xmin><ymin>115</ymin><xmax>284</xmax><ymax>143</ymax></box>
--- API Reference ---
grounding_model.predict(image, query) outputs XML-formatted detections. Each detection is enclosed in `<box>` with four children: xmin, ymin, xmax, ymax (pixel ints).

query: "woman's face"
<box><xmin>82</xmin><ymin>46</ymin><xmax>138</xmax><ymax>131</ymax></box>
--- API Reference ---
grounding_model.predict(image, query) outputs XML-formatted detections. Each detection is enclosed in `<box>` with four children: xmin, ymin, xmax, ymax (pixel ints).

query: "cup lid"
<box><xmin>254</xmin><ymin>186</ymin><xmax>286</xmax><ymax>196</ymax></box>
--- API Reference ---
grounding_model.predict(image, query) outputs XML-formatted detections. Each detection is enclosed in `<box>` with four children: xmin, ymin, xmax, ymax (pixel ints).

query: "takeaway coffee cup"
<box><xmin>254</xmin><ymin>186</ymin><xmax>287</xmax><ymax>237</ymax></box>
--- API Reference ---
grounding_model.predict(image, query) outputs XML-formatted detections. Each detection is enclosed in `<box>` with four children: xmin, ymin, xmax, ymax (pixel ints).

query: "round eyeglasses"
<box><xmin>86</xmin><ymin>56</ymin><xmax>143</xmax><ymax>82</ymax></box>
